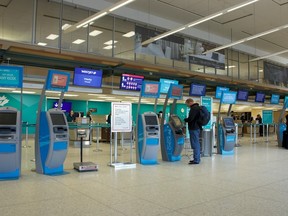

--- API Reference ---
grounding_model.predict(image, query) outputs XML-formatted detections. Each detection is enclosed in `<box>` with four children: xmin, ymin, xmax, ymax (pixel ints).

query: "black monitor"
<box><xmin>144</xmin><ymin>115</ymin><xmax>158</xmax><ymax>125</ymax></box>
<box><xmin>0</xmin><ymin>112</ymin><xmax>17</xmax><ymax>125</ymax></box>
<box><xmin>50</xmin><ymin>113</ymin><xmax>66</xmax><ymax>125</ymax></box>
<box><xmin>223</xmin><ymin>117</ymin><xmax>235</xmax><ymax>128</ymax></box>
<box><xmin>170</xmin><ymin>115</ymin><xmax>182</xmax><ymax>128</ymax></box>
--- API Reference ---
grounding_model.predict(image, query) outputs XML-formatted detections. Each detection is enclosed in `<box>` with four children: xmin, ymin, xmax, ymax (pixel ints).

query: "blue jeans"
<box><xmin>189</xmin><ymin>129</ymin><xmax>201</xmax><ymax>163</ymax></box>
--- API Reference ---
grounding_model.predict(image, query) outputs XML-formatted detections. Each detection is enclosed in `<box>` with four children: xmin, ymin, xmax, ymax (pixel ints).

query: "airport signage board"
<box><xmin>74</xmin><ymin>68</ymin><xmax>102</xmax><ymax>88</ymax></box>
<box><xmin>215</xmin><ymin>86</ymin><xmax>229</xmax><ymax>99</ymax></box>
<box><xmin>159</xmin><ymin>79</ymin><xmax>178</xmax><ymax>94</ymax></box>
<box><xmin>120</xmin><ymin>74</ymin><xmax>144</xmax><ymax>91</ymax></box>
<box><xmin>189</xmin><ymin>83</ymin><xmax>206</xmax><ymax>97</ymax></box>
<box><xmin>111</xmin><ymin>102</ymin><xmax>132</xmax><ymax>132</ymax></box>
<box><xmin>168</xmin><ymin>84</ymin><xmax>183</xmax><ymax>100</ymax></box>
<box><xmin>262</xmin><ymin>110</ymin><xmax>273</xmax><ymax>124</ymax></box>
<box><xmin>141</xmin><ymin>81</ymin><xmax>160</xmax><ymax>98</ymax></box>
<box><xmin>0</xmin><ymin>66</ymin><xmax>23</xmax><ymax>88</ymax></box>
<box><xmin>270</xmin><ymin>94</ymin><xmax>280</xmax><ymax>104</ymax></box>
<box><xmin>201</xmin><ymin>96</ymin><xmax>213</xmax><ymax>130</ymax></box>
<box><xmin>46</xmin><ymin>70</ymin><xmax>70</xmax><ymax>92</ymax></box>
<box><xmin>221</xmin><ymin>91</ymin><xmax>237</xmax><ymax>104</ymax></box>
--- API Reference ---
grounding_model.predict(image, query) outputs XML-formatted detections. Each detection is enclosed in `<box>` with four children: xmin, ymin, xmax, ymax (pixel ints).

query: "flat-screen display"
<box><xmin>171</xmin><ymin>116</ymin><xmax>182</xmax><ymax>128</ymax></box>
<box><xmin>144</xmin><ymin>83</ymin><xmax>159</xmax><ymax>94</ymax></box>
<box><xmin>120</xmin><ymin>74</ymin><xmax>144</xmax><ymax>91</ymax></box>
<box><xmin>160</xmin><ymin>78</ymin><xmax>179</xmax><ymax>93</ymax></box>
<box><xmin>255</xmin><ymin>92</ymin><xmax>265</xmax><ymax>103</ymax></box>
<box><xmin>171</xmin><ymin>86</ymin><xmax>183</xmax><ymax>97</ymax></box>
<box><xmin>221</xmin><ymin>91</ymin><xmax>237</xmax><ymax>104</ymax></box>
<box><xmin>73</xmin><ymin>68</ymin><xmax>103</xmax><ymax>88</ymax></box>
<box><xmin>215</xmin><ymin>86</ymin><xmax>229</xmax><ymax>99</ymax></box>
<box><xmin>144</xmin><ymin>115</ymin><xmax>158</xmax><ymax>125</ymax></box>
<box><xmin>0</xmin><ymin>112</ymin><xmax>17</xmax><ymax>125</ymax></box>
<box><xmin>223</xmin><ymin>117</ymin><xmax>235</xmax><ymax>128</ymax></box>
<box><xmin>237</xmin><ymin>90</ymin><xmax>248</xmax><ymax>101</ymax></box>
<box><xmin>189</xmin><ymin>83</ymin><xmax>206</xmax><ymax>96</ymax></box>
<box><xmin>271</xmin><ymin>94</ymin><xmax>280</xmax><ymax>104</ymax></box>
<box><xmin>52</xmin><ymin>102</ymin><xmax>72</xmax><ymax>113</ymax></box>
<box><xmin>50</xmin><ymin>113</ymin><xmax>66</xmax><ymax>125</ymax></box>
<box><xmin>51</xmin><ymin>73</ymin><xmax>68</xmax><ymax>89</ymax></box>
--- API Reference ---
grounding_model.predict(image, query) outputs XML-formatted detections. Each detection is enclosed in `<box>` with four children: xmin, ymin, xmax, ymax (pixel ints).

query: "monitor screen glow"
<box><xmin>255</xmin><ymin>92</ymin><xmax>265</xmax><ymax>103</ymax></box>
<box><xmin>189</xmin><ymin>83</ymin><xmax>206</xmax><ymax>96</ymax></box>
<box><xmin>270</xmin><ymin>94</ymin><xmax>280</xmax><ymax>104</ymax></box>
<box><xmin>0</xmin><ymin>112</ymin><xmax>17</xmax><ymax>125</ymax></box>
<box><xmin>237</xmin><ymin>90</ymin><xmax>249</xmax><ymax>101</ymax></box>
<box><xmin>144</xmin><ymin>115</ymin><xmax>158</xmax><ymax>125</ymax></box>
<box><xmin>144</xmin><ymin>83</ymin><xmax>159</xmax><ymax>94</ymax></box>
<box><xmin>120</xmin><ymin>74</ymin><xmax>144</xmax><ymax>91</ymax></box>
<box><xmin>223</xmin><ymin>117</ymin><xmax>234</xmax><ymax>127</ymax></box>
<box><xmin>51</xmin><ymin>74</ymin><xmax>68</xmax><ymax>88</ymax></box>
<box><xmin>50</xmin><ymin>113</ymin><xmax>66</xmax><ymax>125</ymax></box>
<box><xmin>73</xmin><ymin>68</ymin><xmax>103</xmax><ymax>88</ymax></box>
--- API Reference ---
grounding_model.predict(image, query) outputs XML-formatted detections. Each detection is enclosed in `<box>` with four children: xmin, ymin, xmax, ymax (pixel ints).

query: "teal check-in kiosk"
<box><xmin>35</xmin><ymin>70</ymin><xmax>70</xmax><ymax>175</ymax></box>
<box><xmin>161</xmin><ymin>84</ymin><xmax>185</xmax><ymax>162</ymax></box>
<box><xmin>0</xmin><ymin>66</ymin><xmax>23</xmax><ymax>180</ymax></box>
<box><xmin>136</xmin><ymin>81</ymin><xmax>161</xmax><ymax>165</ymax></box>
<box><xmin>217</xmin><ymin>91</ymin><xmax>237</xmax><ymax>155</ymax></box>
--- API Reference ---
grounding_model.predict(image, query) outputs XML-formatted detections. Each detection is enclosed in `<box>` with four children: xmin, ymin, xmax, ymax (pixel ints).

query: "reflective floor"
<box><xmin>1</xmin><ymin>135</ymin><xmax>288</xmax><ymax>216</ymax></box>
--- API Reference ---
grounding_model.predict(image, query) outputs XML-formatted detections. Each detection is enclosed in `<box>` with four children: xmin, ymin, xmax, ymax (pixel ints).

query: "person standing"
<box><xmin>256</xmin><ymin>114</ymin><xmax>263</xmax><ymax>136</ymax></box>
<box><xmin>66</xmin><ymin>110</ymin><xmax>75</xmax><ymax>122</ymax></box>
<box><xmin>184</xmin><ymin>98</ymin><xmax>201</xmax><ymax>165</ymax></box>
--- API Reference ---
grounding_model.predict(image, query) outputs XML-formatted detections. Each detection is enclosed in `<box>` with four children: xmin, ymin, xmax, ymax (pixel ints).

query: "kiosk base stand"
<box><xmin>73</xmin><ymin>130</ymin><xmax>98</xmax><ymax>172</ymax></box>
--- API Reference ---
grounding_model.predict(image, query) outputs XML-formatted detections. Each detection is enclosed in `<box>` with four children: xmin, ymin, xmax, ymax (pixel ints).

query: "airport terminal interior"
<box><xmin>1</xmin><ymin>0</ymin><xmax>288</xmax><ymax>215</ymax></box>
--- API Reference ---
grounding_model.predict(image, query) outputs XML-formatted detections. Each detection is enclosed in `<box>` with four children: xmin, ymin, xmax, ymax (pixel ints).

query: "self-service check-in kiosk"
<box><xmin>163</xmin><ymin>114</ymin><xmax>185</xmax><ymax>161</ymax></box>
<box><xmin>36</xmin><ymin>109</ymin><xmax>69</xmax><ymax>174</ymax></box>
<box><xmin>137</xmin><ymin>112</ymin><xmax>160</xmax><ymax>164</ymax></box>
<box><xmin>161</xmin><ymin>84</ymin><xmax>185</xmax><ymax>162</ymax></box>
<box><xmin>219</xmin><ymin>117</ymin><xmax>236</xmax><ymax>154</ymax></box>
<box><xmin>0</xmin><ymin>107</ymin><xmax>21</xmax><ymax>179</ymax></box>
<box><xmin>35</xmin><ymin>70</ymin><xmax>70</xmax><ymax>175</ymax></box>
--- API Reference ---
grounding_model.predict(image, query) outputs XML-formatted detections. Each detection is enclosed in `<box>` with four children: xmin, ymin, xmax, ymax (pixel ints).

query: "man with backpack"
<box><xmin>184</xmin><ymin>98</ymin><xmax>202</xmax><ymax>165</ymax></box>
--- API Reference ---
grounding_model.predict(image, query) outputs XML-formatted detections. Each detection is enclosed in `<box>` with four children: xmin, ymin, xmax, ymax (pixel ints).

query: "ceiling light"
<box><xmin>12</xmin><ymin>90</ymin><xmax>35</xmax><ymax>94</ymax></box>
<box><xmin>123</xmin><ymin>31</ymin><xmax>135</xmax><ymax>37</ymax></box>
<box><xmin>46</xmin><ymin>34</ymin><xmax>59</xmax><ymax>40</ymax></box>
<box><xmin>46</xmin><ymin>90</ymin><xmax>61</xmax><ymax>94</ymax></box>
<box><xmin>103</xmin><ymin>45</ymin><xmax>116</xmax><ymax>50</ymax></box>
<box><xmin>89</xmin><ymin>30</ymin><xmax>103</xmax><ymax>36</ymax></box>
<box><xmin>89</xmin><ymin>99</ymin><xmax>105</xmax><ymax>102</ymax></box>
<box><xmin>204</xmin><ymin>23</ymin><xmax>288</xmax><ymax>54</ymax></box>
<box><xmin>104</xmin><ymin>40</ymin><xmax>118</xmax><ymax>45</ymax></box>
<box><xmin>62</xmin><ymin>24</ymin><xmax>72</xmax><ymax>30</ymax></box>
<box><xmin>46</xmin><ymin>97</ymin><xmax>59</xmax><ymax>99</ymax></box>
<box><xmin>64</xmin><ymin>94</ymin><xmax>78</xmax><ymax>97</ymax></box>
<box><xmin>225</xmin><ymin>65</ymin><xmax>236</xmax><ymax>68</ymax></box>
<box><xmin>72</xmin><ymin>39</ymin><xmax>85</xmax><ymax>44</ymax></box>
<box><xmin>88</xmin><ymin>94</ymin><xmax>100</xmax><ymax>96</ymax></box>
<box><xmin>37</xmin><ymin>42</ymin><xmax>47</xmax><ymax>46</ymax></box>
<box><xmin>98</xmin><ymin>96</ymin><xmax>116</xmax><ymax>99</ymax></box>
<box><xmin>0</xmin><ymin>87</ymin><xmax>16</xmax><ymax>90</ymax></box>
<box><xmin>141</xmin><ymin>0</ymin><xmax>259</xmax><ymax>46</ymax></box>
<box><xmin>109</xmin><ymin>0</ymin><xmax>135</xmax><ymax>12</ymax></box>
<box><xmin>259</xmin><ymin>69</ymin><xmax>263</xmax><ymax>72</ymax></box>
<box><xmin>249</xmin><ymin>49</ymin><xmax>288</xmax><ymax>62</ymax></box>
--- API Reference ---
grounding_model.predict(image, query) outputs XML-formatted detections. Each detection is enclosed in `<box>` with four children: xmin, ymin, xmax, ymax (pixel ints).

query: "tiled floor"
<box><xmin>1</xmin><ymin>135</ymin><xmax>288</xmax><ymax>216</ymax></box>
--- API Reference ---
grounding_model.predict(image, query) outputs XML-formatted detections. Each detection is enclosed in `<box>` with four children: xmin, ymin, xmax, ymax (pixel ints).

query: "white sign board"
<box><xmin>111</xmin><ymin>102</ymin><xmax>132</xmax><ymax>132</ymax></box>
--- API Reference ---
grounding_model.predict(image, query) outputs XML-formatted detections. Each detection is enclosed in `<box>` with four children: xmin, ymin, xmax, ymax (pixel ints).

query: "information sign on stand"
<box><xmin>262</xmin><ymin>110</ymin><xmax>273</xmax><ymax>124</ymax></box>
<box><xmin>111</xmin><ymin>103</ymin><xmax>132</xmax><ymax>132</ymax></box>
<box><xmin>201</xmin><ymin>96</ymin><xmax>213</xmax><ymax>130</ymax></box>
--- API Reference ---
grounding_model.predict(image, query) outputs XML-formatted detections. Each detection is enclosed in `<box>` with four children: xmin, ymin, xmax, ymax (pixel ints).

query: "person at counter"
<box><xmin>106</xmin><ymin>113</ymin><xmax>111</xmax><ymax>124</ymax></box>
<box><xmin>256</xmin><ymin>114</ymin><xmax>263</xmax><ymax>136</ymax></box>
<box><xmin>86</xmin><ymin>111</ymin><xmax>92</xmax><ymax>123</ymax></box>
<box><xmin>66</xmin><ymin>110</ymin><xmax>75</xmax><ymax>122</ymax></box>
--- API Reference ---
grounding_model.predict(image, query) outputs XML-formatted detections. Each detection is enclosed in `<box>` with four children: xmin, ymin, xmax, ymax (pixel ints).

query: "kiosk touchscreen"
<box><xmin>0</xmin><ymin>107</ymin><xmax>21</xmax><ymax>179</ymax></box>
<box><xmin>162</xmin><ymin>114</ymin><xmax>185</xmax><ymax>161</ymax></box>
<box><xmin>36</xmin><ymin>109</ymin><xmax>69</xmax><ymax>174</ymax></box>
<box><xmin>137</xmin><ymin>112</ymin><xmax>160</xmax><ymax>165</ymax></box>
<box><xmin>219</xmin><ymin>117</ymin><xmax>236</xmax><ymax>154</ymax></box>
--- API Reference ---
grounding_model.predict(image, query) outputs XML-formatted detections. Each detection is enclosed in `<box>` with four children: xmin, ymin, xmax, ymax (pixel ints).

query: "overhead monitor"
<box><xmin>50</xmin><ymin>113</ymin><xmax>66</xmax><ymax>125</ymax></box>
<box><xmin>237</xmin><ymin>90</ymin><xmax>249</xmax><ymax>101</ymax></box>
<box><xmin>0</xmin><ymin>112</ymin><xmax>17</xmax><ymax>125</ymax></box>
<box><xmin>52</xmin><ymin>102</ymin><xmax>72</xmax><ymax>113</ymax></box>
<box><xmin>170</xmin><ymin>115</ymin><xmax>182</xmax><ymax>128</ymax></box>
<box><xmin>46</xmin><ymin>70</ymin><xmax>70</xmax><ymax>92</ymax></box>
<box><xmin>120</xmin><ymin>74</ymin><xmax>144</xmax><ymax>91</ymax></box>
<box><xmin>223</xmin><ymin>117</ymin><xmax>235</xmax><ymax>128</ymax></box>
<box><xmin>215</xmin><ymin>86</ymin><xmax>229</xmax><ymax>99</ymax></box>
<box><xmin>168</xmin><ymin>84</ymin><xmax>183</xmax><ymax>99</ymax></box>
<box><xmin>270</xmin><ymin>94</ymin><xmax>280</xmax><ymax>104</ymax></box>
<box><xmin>160</xmin><ymin>78</ymin><xmax>179</xmax><ymax>93</ymax></box>
<box><xmin>144</xmin><ymin>115</ymin><xmax>158</xmax><ymax>125</ymax></box>
<box><xmin>0</xmin><ymin>66</ymin><xmax>23</xmax><ymax>88</ymax></box>
<box><xmin>73</xmin><ymin>68</ymin><xmax>103</xmax><ymax>88</ymax></box>
<box><xmin>221</xmin><ymin>91</ymin><xmax>237</xmax><ymax>104</ymax></box>
<box><xmin>255</xmin><ymin>92</ymin><xmax>265</xmax><ymax>103</ymax></box>
<box><xmin>189</xmin><ymin>83</ymin><xmax>206</xmax><ymax>97</ymax></box>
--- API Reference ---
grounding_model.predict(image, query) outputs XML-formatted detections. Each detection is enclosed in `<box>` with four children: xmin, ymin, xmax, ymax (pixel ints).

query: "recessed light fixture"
<box><xmin>46</xmin><ymin>90</ymin><xmax>61</xmax><ymax>94</ymax></box>
<box><xmin>37</xmin><ymin>42</ymin><xmax>47</xmax><ymax>46</ymax></box>
<box><xmin>103</xmin><ymin>45</ymin><xmax>116</xmax><ymax>50</ymax></box>
<box><xmin>225</xmin><ymin>65</ymin><xmax>236</xmax><ymax>69</ymax></box>
<box><xmin>72</xmin><ymin>39</ymin><xmax>85</xmax><ymax>44</ymax></box>
<box><xmin>46</xmin><ymin>34</ymin><xmax>59</xmax><ymax>40</ymax></box>
<box><xmin>98</xmin><ymin>96</ymin><xmax>116</xmax><ymax>99</ymax></box>
<box><xmin>104</xmin><ymin>40</ymin><xmax>118</xmax><ymax>45</ymax></box>
<box><xmin>89</xmin><ymin>30</ymin><xmax>103</xmax><ymax>37</ymax></box>
<box><xmin>89</xmin><ymin>99</ymin><xmax>105</xmax><ymax>102</ymax></box>
<box><xmin>123</xmin><ymin>31</ymin><xmax>135</xmax><ymax>38</ymax></box>
<box><xmin>64</xmin><ymin>94</ymin><xmax>78</xmax><ymax>97</ymax></box>
<box><xmin>0</xmin><ymin>88</ymin><xmax>16</xmax><ymax>90</ymax></box>
<box><xmin>62</xmin><ymin>24</ymin><xmax>72</xmax><ymax>30</ymax></box>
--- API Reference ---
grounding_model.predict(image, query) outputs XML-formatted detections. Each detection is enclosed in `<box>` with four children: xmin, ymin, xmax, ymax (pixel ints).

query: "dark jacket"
<box><xmin>184</xmin><ymin>103</ymin><xmax>201</xmax><ymax>130</ymax></box>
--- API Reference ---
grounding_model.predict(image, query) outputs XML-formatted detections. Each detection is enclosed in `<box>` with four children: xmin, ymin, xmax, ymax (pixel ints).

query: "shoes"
<box><xmin>188</xmin><ymin>160</ymin><xmax>199</xmax><ymax>165</ymax></box>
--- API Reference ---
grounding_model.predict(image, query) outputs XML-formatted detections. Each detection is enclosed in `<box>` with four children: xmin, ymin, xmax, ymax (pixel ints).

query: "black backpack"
<box><xmin>197</xmin><ymin>105</ymin><xmax>210</xmax><ymax>126</ymax></box>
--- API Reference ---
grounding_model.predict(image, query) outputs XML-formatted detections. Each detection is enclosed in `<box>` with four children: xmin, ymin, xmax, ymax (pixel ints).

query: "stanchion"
<box><xmin>266</xmin><ymin>124</ymin><xmax>269</xmax><ymax>142</ymax></box>
<box><xmin>253</xmin><ymin>124</ymin><xmax>257</xmax><ymax>143</ymax></box>
<box><xmin>250</xmin><ymin>123</ymin><xmax>253</xmax><ymax>143</ymax></box>
<box><xmin>235</xmin><ymin>124</ymin><xmax>240</xmax><ymax>147</ymax></box>
<box><xmin>22</xmin><ymin>122</ymin><xmax>31</xmax><ymax>148</ymax></box>
<box><xmin>93</xmin><ymin>126</ymin><xmax>103</xmax><ymax>152</ymax></box>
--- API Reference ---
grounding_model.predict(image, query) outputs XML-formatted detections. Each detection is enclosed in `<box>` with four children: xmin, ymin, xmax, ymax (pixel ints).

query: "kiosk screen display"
<box><xmin>0</xmin><ymin>112</ymin><xmax>17</xmax><ymax>125</ymax></box>
<box><xmin>50</xmin><ymin>113</ymin><xmax>66</xmax><ymax>125</ymax></box>
<box><xmin>51</xmin><ymin>74</ymin><xmax>68</xmax><ymax>89</ymax></box>
<box><xmin>171</xmin><ymin>86</ymin><xmax>182</xmax><ymax>97</ymax></box>
<box><xmin>223</xmin><ymin>118</ymin><xmax>235</xmax><ymax>128</ymax></box>
<box><xmin>171</xmin><ymin>116</ymin><xmax>182</xmax><ymax>128</ymax></box>
<box><xmin>160</xmin><ymin>79</ymin><xmax>178</xmax><ymax>93</ymax></box>
<box><xmin>144</xmin><ymin>83</ymin><xmax>159</xmax><ymax>94</ymax></box>
<box><xmin>120</xmin><ymin>74</ymin><xmax>144</xmax><ymax>91</ymax></box>
<box><xmin>189</xmin><ymin>83</ymin><xmax>206</xmax><ymax>96</ymax></box>
<box><xmin>237</xmin><ymin>90</ymin><xmax>248</xmax><ymax>101</ymax></box>
<box><xmin>144</xmin><ymin>116</ymin><xmax>158</xmax><ymax>125</ymax></box>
